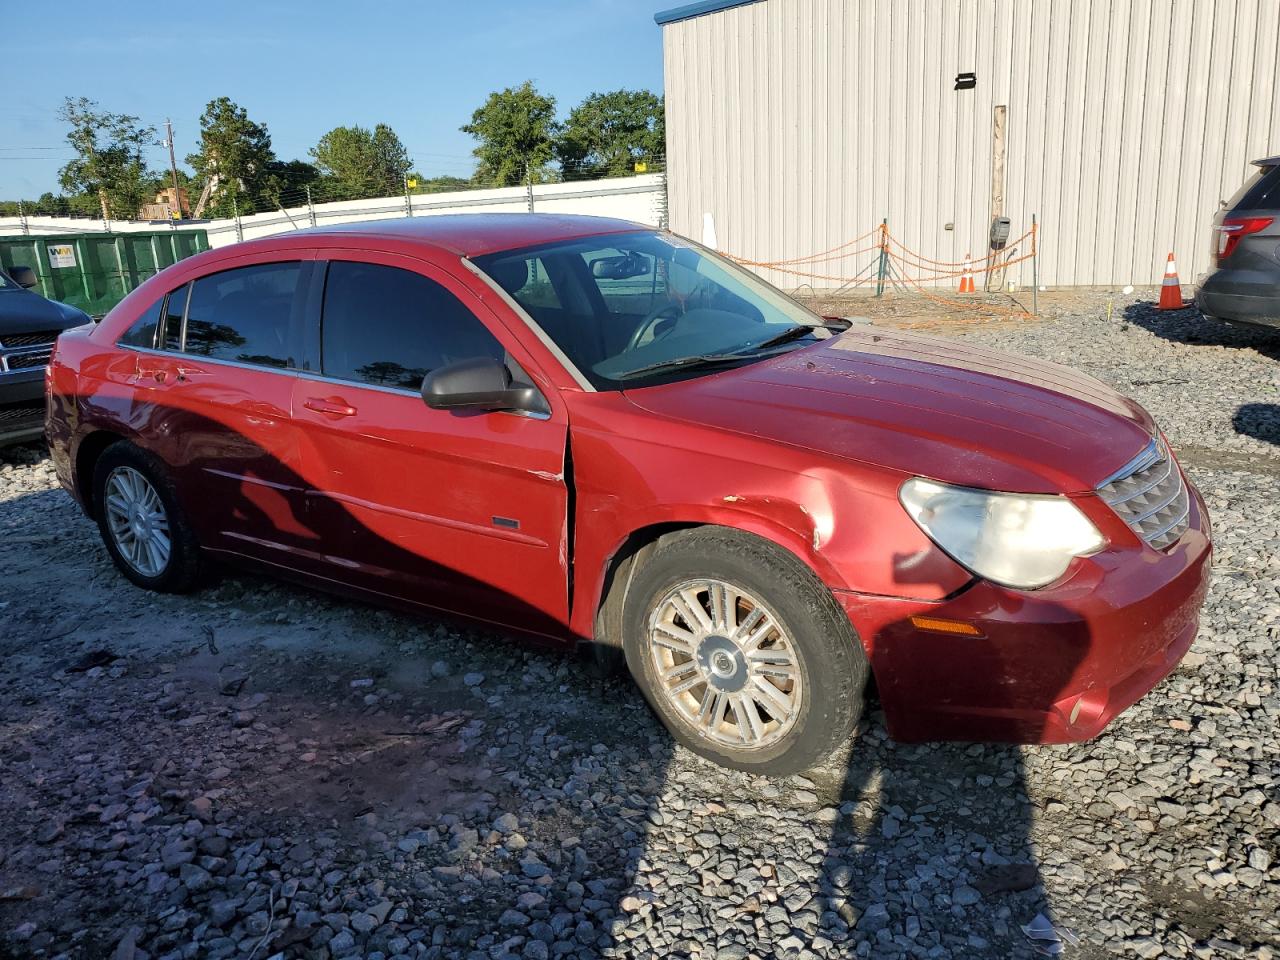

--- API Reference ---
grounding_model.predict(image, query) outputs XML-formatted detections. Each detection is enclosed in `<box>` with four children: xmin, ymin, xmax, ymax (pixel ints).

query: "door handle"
<box><xmin>174</xmin><ymin>365</ymin><xmax>208</xmax><ymax>382</ymax></box>
<box><xmin>303</xmin><ymin>396</ymin><xmax>357</xmax><ymax>418</ymax></box>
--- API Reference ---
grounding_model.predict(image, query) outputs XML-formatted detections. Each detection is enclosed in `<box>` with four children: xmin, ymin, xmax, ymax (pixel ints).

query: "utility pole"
<box><xmin>17</xmin><ymin>200</ymin><xmax>28</xmax><ymax>235</ymax></box>
<box><xmin>525</xmin><ymin>162</ymin><xmax>535</xmax><ymax>213</ymax></box>
<box><xmin>306</xmin><ymin>185</ymin><xmax>317</xmax><ymax>228</ymax></box>
<box><xmin>163</xmin><ymin>118</ymin><xmax>184</xmax><ymax>218</ymax></box>
<box><xmin>403</xmin><ymin>176</ymin><xmax>413</xmax><ymax>217</ymax></box>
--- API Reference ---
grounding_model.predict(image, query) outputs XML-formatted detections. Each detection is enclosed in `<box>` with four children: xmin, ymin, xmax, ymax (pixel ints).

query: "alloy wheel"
<box><xmin>647</xmin><ymin>578</ymin><xmax>803</xmax><ymax>750</ymax></box>
<box><xmin>103</xmin><ymin>466</ymin><xmax>171</xmax><ymax>578</ymax></box>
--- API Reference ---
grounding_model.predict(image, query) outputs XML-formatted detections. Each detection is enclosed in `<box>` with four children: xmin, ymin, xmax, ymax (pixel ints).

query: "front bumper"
<box><xmin>0</xmin><ymin>369</ymin><xmax>46</xmax><ymax>446</ymax></box>
<box><xmin>837</xmin><ymin>486</ymin><xmax>1212</xmax><ymax>744</ymax></box>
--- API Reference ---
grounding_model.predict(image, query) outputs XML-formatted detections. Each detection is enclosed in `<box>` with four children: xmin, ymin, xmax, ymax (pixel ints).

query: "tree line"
<box><xmin>0</xmin><ymin>83</ymin><xmax>664</xmax><ymax>221</ymax></box>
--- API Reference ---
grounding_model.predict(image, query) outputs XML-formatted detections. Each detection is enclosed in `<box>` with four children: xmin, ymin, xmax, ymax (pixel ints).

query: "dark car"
<box><xmin>0</xmin><ymin>264</ymin><xmax>93</xmax><ymax>446</ymax></box>
<box><xmin>1196</xmin><ymin>155</ymin><xmax>1280</xmax><ymax>329</ymax></box>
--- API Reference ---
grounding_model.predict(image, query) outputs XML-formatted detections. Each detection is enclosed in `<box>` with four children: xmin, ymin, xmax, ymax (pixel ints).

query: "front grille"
<box><xmin>1097</xmin><ymin>439</ymin><xmax>1190</xmax><ymax>550</ymax></box>
<box><xmin>0</xmin><ymin>399</ymin><xmax>44</xmax><ymax>424</ymax></box>
<box><xmin>0</xmin><ymin>330</ymin><xmax>59</xmax><ymax>349</ymax></box>
<box><xmin>3</xmin><ymin>350</ymin><xmax>52</xmax><ymax>371</ymax></box>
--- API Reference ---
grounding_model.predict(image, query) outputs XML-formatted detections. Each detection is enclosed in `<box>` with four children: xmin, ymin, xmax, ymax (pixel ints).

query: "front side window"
<box><xmin>472</xmin><ymin>230</ymin><xmax>829</xmax><ymax>389</ymax></box>
<box><xmin>183</xmin><ymin>262</ymin><xmax>302</xmax><ymax>368</ymax></box>
<box><xmin>320</xmin><ymin>261</ymin><xmax>503</xmax><ymax>390</ymax></box>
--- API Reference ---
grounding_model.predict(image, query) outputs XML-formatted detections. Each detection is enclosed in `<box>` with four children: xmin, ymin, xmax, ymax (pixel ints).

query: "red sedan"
<box><xmin>45</xmin><ymin>215</ymin><xmax>1211</xmax><ymax>774</ymax></box>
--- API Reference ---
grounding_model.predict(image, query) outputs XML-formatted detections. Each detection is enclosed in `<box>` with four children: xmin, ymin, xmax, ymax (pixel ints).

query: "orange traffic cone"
<box><xmin>959</xmin><ymin>254</ymin><xmax>976</xmax><ymax>293</ymax></box>
<box><xmin>1157</xmin><ymin>253</ymin><xmax>1185</xmax><ymax>310</ymax></box>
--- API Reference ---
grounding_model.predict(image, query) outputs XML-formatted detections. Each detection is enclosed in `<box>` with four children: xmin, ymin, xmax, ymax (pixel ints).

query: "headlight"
<box><xmin>899</xmin><ymin>478</ymin><xmax>1105</xmax><ymax>589</ymax></box>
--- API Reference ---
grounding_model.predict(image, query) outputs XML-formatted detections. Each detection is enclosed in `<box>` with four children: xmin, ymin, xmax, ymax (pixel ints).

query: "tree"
<box><xmin>265</xmin><ymin>159</ymin><xmax>320</xmax><ymax>202</ymax></box>
<box><xmin>461</xmin><ymin>81</ymin><xmax>559</xmax><ymax>187</ymax></box>
<box><xmin>557</xmin><ymin>89</ymin><xmax>665</xmax><ymax>179</ymax></box>
<box><xmin>186</xmin><ymin>97</ymin><xmax>277</xmax><ymax>217</ymax></box>
<box><xmin>310</xmin><ymin>123</ymin><xmax>411</xmax><ymax>199</ymax></box>
<box><xmin>57</xmin><ymin>97</ymin><xmax>155</xmax><ymax>220</ymax></box>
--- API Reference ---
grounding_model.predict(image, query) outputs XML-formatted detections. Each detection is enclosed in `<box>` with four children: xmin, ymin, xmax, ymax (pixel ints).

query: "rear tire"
<box><xmin>93</xmin><ymin>441</ymin><xmax>203</xmax><ymax>593</ymax></box>
<box><xmin>622</xmin><ymin>528</ymin><xmax>867</xmax><ymax>775</ymax></box>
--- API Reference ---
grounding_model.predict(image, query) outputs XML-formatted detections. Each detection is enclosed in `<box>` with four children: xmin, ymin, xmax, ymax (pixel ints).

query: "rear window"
<box><xmin>118</xmin><ymin>296</ymin><xmax>164</xmax><ymax>349</ymax></box>
<box><xmin>1226</xmin><ymin>163</ymin><xmax>1280</xmax><ymax>212</ymax></box>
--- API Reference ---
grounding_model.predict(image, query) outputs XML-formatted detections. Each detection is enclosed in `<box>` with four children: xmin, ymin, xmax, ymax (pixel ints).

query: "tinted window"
<box><xmin>183</xmin><ymin>262</ymin><xmax>302</xmax><ymax>368</ymax></box>
<box><xmin>118</xmin><ymin>296</ymin><xmax>164</xmax><ymax>348</ymax></box>
<box><xmin>163</xmin><ymin>284</ymin><xmax>188</xmax><ymax>352</ymax></box>
<box><xmin>321</xmin><ymin>261</ymin><xmax>503</xmax><ymax>390</ymax></box>
<box><xmin>1227</xmin><ymin>164</ymin><xmax>1280</xmax><ymax>211</ymax></box>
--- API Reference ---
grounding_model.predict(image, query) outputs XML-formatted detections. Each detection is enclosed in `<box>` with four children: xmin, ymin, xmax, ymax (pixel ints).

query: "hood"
<box><xmin>622</xmin><ymin>327</ymin><xmax>1156</xmax><ymax>494</ymax></box>
<box><xmin>0</xmin><ymin>287</ymin><xmax>91</xmax><ymax>336</ymax></box>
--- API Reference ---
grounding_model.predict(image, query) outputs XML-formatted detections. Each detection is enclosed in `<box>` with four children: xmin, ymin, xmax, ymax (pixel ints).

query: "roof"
<box><xmin>654</xmin><ymin>0</ymin><xmax>763</xmax><ymax>26</ymax></box>
<box><xmin>1253</xmin><ymin>156</ymin><xmax>1280</xmax><ymax>167</ymax></box>
<box><xmin>258</xmin><ymin>213</ymin><xmax>649</xmax><ymax>258</ymax></box>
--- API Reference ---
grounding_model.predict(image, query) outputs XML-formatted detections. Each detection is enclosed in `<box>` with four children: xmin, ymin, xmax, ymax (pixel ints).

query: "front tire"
<box><xmin>622</xmin><ymin>528</ymin><xmax>867</xmax><ymax>775</ymax></box>
<box><xmin>93</xmin><ymin>441</ymin><xmax>203</xmax><ymax>593</ymax></box>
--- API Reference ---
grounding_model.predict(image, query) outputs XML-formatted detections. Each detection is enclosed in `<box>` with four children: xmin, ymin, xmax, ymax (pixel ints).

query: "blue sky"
<box><xmin>1</xmin><ymin>0</ymin><xmax>669</xmax><ymax>198</ymax></box>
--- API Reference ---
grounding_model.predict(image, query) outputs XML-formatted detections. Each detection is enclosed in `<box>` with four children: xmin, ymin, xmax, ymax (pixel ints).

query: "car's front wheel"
<box><xmin>622</xmin><ymin>528</ymin><xmax>868</xmax><ymax>775</ymax></box>
<box><xmin>93</xmin><ymin>441</ymin><xmax>203</xmax><ymax>592</ymax></box>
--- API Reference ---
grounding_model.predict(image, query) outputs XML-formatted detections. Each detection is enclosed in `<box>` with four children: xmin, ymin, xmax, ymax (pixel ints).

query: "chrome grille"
<box><xmin>1097</xmin><ymin>439</ymin><xmax>1190</xmax><ymax>550</ymax></box>
<box><xmin>0</xmin><ymin>330</ymin><xmax>59</xmax><ymax>349</ymax></box>
<box><xmin>4</xmin><ymin>350</ymin><xmax>51</xmax><ymax>371</ymax></box>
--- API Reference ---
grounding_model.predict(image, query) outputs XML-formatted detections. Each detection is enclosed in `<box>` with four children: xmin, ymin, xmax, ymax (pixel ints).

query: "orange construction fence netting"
<box><xmin>720</xmin><ymin>222</ymin><xmax>1039</xmax><ymax>319</ymax></box>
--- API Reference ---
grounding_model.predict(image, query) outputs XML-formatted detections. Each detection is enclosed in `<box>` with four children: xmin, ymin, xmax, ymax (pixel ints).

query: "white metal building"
<box><xmin>656</xmin><ymin>0</ymin><xmax>1280</xmax><ymax>289</ymax></box>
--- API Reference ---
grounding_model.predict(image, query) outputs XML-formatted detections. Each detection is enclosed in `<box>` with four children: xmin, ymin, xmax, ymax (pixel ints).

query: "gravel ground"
<box><xmin>1</xmin><ymin>296</ymin><xmax>1277</xmax><ymax>960</ymax></box>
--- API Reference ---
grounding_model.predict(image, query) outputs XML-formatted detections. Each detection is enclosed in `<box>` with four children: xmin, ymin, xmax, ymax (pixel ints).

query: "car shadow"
<box><xmin>1232</xmin><ymin>403</ymin><xmax>1280</xmax><ymax>446</ymax></box>
<box><xmin>1121</xmin><ymin>301</ymin><xmax>1280</xmax><ymax>361</ymax></box>
<box><xmin>10</xmin><ymin>408</ymin><xmax>1091</xmax><ymax>958</ymax></box>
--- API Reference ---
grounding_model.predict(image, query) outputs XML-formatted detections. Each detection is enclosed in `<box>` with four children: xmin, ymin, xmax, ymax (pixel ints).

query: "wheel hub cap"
<box><xmin>104</xmin><ymin>466</ymin><xmax>171</xmax><ymax>578</ymax></box>
<box><xmin>647</xmin><ymin>578</ymin><xmax>803</xmax><ymax>750</ymax></box>
<box><xmin>698</xmin><ymin>637</ymin><xmax>747</xmax><ymax>692</ymax></box>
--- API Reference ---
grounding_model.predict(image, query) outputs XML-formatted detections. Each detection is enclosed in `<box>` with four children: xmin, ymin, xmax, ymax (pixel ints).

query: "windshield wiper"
<box><xmin>750</xmin><ymin>324</ymin><xmax>822</xmax><ymax>350</ymax></box>
<box><xmin>612</xmin><ymin>352</ymin><xmax>762</xmax><ymax>381</ymax></box>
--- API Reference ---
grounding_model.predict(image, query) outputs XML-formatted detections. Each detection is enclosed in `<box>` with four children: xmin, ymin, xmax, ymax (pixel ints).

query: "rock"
<box><xmin>493</xmin><ymin>812</ymin><xmax>520</xmax><ymax>834</ymax></box>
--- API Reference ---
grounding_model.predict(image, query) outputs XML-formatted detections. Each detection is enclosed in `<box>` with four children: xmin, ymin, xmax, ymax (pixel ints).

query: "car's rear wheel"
<box><xmin>93</xmin><ymin>442</ymin><xmax>202</xmax><ymax>592</ymax></box>
<box><xmin>622</xmin><ymin>528</ymin><xmax>867</xmax><ymax>775</ymax></box>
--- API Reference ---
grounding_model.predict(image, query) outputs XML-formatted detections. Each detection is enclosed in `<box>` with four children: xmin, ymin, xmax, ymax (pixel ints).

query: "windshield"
<box><xmin>472</xmin><ymin>230</ymin><xmax>828</xmax><ymax>389</ymax></box>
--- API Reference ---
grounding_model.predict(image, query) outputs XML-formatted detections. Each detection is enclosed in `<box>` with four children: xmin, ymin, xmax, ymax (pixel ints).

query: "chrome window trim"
<box><xmin>294</xmin><ymin>369</ymin><xmax>552</xmax><ymax>421</ymax></box>
<box><xmin>460</xmin><ymin>256</ymin><xmax>596</xmax><ymax>393</ymax></box>
<box><xmin>116</xmin><ymin>343</ymin><xmax>299</xmax><ymax>378</ymax></box>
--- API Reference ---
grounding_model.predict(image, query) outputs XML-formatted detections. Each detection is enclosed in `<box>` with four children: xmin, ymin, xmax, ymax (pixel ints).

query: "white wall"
<box><xmin>661</xmin><ymin>0</ymin><xmax>1280</xmax><ymax>289</ymax></box>
<box><xmin>0</xmin><ymin>174</ymin><xmax>667</xmax><ymax>249</ymax></box>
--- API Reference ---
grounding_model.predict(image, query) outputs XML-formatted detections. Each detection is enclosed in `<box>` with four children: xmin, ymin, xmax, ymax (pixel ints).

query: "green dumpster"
<box><xmin>0</xmin><ymin>229</ymin><xmax>209</xmax><ymax>318</ymax></box>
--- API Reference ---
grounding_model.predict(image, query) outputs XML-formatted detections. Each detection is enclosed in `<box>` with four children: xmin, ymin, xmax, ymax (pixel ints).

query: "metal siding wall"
<box><xmin>662</xmin><ymin>0</ymin><xmax>1280</xmax><ymax>288</ymax></box>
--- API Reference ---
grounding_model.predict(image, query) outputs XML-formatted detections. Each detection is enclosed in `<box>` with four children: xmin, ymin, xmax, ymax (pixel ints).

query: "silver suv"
<box><xmin>1196</xmin><ymin>156</ymin><xmax>1280</xmax><ymax>329</ymax></box>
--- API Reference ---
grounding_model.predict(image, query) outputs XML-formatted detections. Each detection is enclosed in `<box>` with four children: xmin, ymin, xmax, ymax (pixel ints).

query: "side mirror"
<box><xmin>421</xmin><ymin>357</ymin><xmax>548</xmax><ymax>414</ymax></box>
<box><xmin>8</xmin><ymin>265</ymin><xmax>38</xmax><ymax>289</ymax></box>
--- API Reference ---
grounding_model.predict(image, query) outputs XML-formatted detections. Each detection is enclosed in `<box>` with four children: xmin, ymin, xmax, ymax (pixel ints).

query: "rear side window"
<box><xmin>1227</xmin><ymin>164</ymin><xmax>1280</xmax><ymax>211</ymax></box>
<box><xmin>118</xmin><ymin>296</ymin><xmax>165</xmax><ymax>348</ymax></box>
<box><xmin>163</xmin><ymin>284</ymin><xmax>188</xmax><ymax>351</ymax></box>
<box><xmin>183</xmin><ymin>262</ymin><xmax>303</xmax><ymax>368</ymax></box>
<box><xmin>321</xmin><ymin>261</ymin><xmax>503</xmax><ymax>390</ymax></box>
